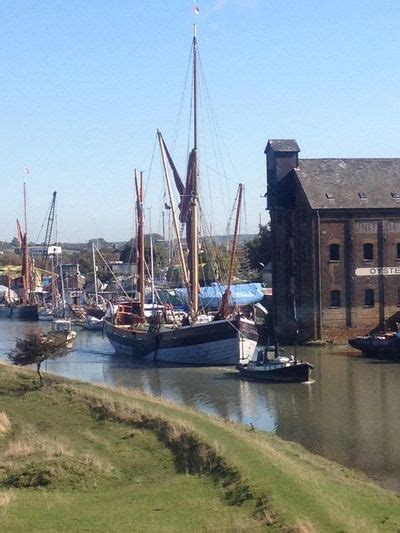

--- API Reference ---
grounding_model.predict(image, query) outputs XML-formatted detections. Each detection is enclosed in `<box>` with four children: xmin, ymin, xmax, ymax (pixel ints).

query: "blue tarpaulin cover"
<box><xmin>167</xmin><ymin>283</ymin><xmax>264</xmax><ymax>310</ymax></box>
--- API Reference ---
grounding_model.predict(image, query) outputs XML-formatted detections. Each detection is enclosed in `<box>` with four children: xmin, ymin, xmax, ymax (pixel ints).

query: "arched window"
<box><xmin>364</xmin><ymin>288</ymin><xmax>375</xmax><ymax>307</ymax></box>
<box><xmin>330</xmin><ymin>290</ymin><xmax>341</xmax><ymax>308</ymax></box>
<box><xmin>396</xmin><ymin>243</ymin><xmax>400</xmax><ymax>261</ymax></box>
<box><xmin>363</xmin><ymin>243</ymin><xmax>374</xmax><ymax>261</ymax></box>
<box><xmin>329</xmin><ymin>244</ymin><xmax>340</xmax><ymax>261</ymax></box>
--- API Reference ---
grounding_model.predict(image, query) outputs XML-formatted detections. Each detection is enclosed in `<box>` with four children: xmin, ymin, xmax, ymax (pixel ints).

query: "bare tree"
<box><xmin>8</xmin><ymin>330</ymin><xmax>70</xmax><ymax>386</ymax></box>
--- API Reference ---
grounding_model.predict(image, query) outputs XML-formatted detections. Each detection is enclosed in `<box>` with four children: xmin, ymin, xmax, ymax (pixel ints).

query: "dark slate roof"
<box><xmin>265</xmin><ymin>139</ymin><xmax>300</xmax><ymax>153</ymax></box>
<box><xmin>295</xmin><ymin>159</ymin><xmax>400</xmax><ymax>209</ymax></box>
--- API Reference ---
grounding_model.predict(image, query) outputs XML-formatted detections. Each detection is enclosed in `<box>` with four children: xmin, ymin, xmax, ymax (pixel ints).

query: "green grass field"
<box><xmin>0</xmin><ymin>362</ymin><xmax>399</xmax><ymax>532</ymax></box>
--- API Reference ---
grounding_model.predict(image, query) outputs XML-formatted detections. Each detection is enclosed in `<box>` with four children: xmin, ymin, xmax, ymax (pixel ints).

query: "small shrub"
<box><xmin>8</xmin><ymin>330</ymin><xmax>70</xmax><ymax>386</ymax></box>
<box><xmin>3</xmin><ymin>454</ymin><xmax>114</xmax><ymax>490</ymax></box>
<box><xmin>4</xmin><ymin>462</ymin><xmax>54</xmax><ymax>488</ymax></box>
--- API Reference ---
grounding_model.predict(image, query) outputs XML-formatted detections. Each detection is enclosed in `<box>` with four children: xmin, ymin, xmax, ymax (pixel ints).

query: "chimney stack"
<box><xmin>265</xmin><ymin>139</ymin><xmax>300</xmax><ymax>209</ymax></box>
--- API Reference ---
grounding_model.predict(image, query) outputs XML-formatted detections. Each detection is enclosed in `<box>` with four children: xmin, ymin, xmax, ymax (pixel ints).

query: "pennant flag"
<box><xmin>193</xmin><ymin>4</ymin><xmax>200</xmax><ymax>15</ymax></box>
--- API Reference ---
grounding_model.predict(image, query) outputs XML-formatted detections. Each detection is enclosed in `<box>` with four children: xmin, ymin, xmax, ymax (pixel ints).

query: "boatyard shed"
<box><xmin>265</xmin><ymin>140</ymin><xmax>400</xmax><ymax>342</ymax></box>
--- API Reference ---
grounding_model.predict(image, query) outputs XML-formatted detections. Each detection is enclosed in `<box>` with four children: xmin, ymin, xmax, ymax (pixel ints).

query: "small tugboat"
<box><xmin>236</xmin><ymin>346</ymin><xmax>313</xmax><ymax>383</ymax></box>
<box><xmin>348</xmin><ymin>328</ymin><xmax>400</xmax><ymax>359</ymax></box>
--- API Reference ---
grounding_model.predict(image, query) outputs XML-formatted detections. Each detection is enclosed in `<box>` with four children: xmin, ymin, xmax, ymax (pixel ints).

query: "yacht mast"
<box><xmin>147</xmin><ymin>208</ymin><xmax>155</xmax><ymax>306</ymax></box>
<box><xmin>191</xmin><ymin>23</ymin><xmax>199</xmax><ymax>315</ymax></box>
<box><xmin>91</xmin><ymin>242</ymin><xmax>99</xmax><ymax>305</ymax></box>
<box><xmin>134</xmin><ymin>169</ymin><xmax>145</xmax><ymax>319</ymax></box>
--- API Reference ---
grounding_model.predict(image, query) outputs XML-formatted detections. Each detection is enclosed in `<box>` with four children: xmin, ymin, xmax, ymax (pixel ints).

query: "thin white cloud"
<box><xmin>207</xmin><ymin>0</ymin><xmax>259</xmax><ymax>15</ymax></box>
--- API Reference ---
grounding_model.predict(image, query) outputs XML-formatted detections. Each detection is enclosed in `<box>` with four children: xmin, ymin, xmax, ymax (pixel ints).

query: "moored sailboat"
<box><xmin>1</xmin><ymin>175</ymin><xmax>39</xmax><ymax>320</ymax></box>
<box><xmin>104</xmin><ymin>28</ymin><xmax>258</xmax><ymax>364</ymax></box>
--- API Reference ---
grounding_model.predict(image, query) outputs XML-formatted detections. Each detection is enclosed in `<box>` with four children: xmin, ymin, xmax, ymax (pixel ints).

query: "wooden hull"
<box><xmin>349</xmin><ymin>335</ymin><xmax>400</xmax><ymax>359</ymax></box>
<box><xmin>85</xmin><ymin>307</ymin><xmax>105</xmax><ymax>319</ymax></box>
<box><xmin>104</xmin><ymin>318</ymin><xmax>258</xmax><ymax>366</ymax></box>
<box><xmin>236</xmin><ymin>361</ymin><xmax>313</xmax><ymax>383</ymax></box>
<box><xmin>0</xmin><ymin>304</ymin><xmax>38</xmax><ymax>320</ymax></box>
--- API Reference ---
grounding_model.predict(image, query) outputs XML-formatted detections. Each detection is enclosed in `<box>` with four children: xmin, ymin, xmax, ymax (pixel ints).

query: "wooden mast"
<box><xmin>191</xmin><ymin>23</ymin><xmax>199</xmax><ymax>315</ymax></box>
<box><xmin>134</xmin><ymin>169</ymin><xmax>145</xmax><ymax>319</ymax></box>
<box><xmin>220</xmin><ymin>183</ymin><xmax>244</xmax><ymax>317</ymax></box>
<box><xmin>91</xmin><ymin>242</ymin><xmax>99</xmax><ymax>305</ymax></box>
<box><xmin>22</xmin><ymin>175</ymin><xmax>31</xmax><ymax>305</ymax></box>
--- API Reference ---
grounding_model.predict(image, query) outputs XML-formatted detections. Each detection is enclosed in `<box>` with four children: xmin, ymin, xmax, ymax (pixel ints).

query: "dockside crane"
<box><xmin>41</xmin><ymin>191</ymin><xmax>57</xmax><ymax>271</ymax></box>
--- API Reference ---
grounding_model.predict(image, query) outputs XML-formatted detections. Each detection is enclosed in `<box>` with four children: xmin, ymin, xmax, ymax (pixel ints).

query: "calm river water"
<box><xmin>1</xmin><ymin>319</ymin><xmax>399</xmax><ymax>493</ymax></box>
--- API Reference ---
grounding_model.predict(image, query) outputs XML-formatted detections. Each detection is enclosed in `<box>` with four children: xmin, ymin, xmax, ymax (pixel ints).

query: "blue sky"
<box><xmin>1</xmin><ymin>1</ymin><xmax>400</xmax><ymax>242</ymax></box>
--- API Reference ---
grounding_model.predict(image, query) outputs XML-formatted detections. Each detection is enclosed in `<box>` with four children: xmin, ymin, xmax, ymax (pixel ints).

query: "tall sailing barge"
<box><xmin>0</xmin><ymin>176</ymin><xmax>39</xmax><ymax>320</ymax></box>
<box><xmin>104</xmin><ymin>27</ymin><xmax>258</xmax><ymax>365</ymax></box>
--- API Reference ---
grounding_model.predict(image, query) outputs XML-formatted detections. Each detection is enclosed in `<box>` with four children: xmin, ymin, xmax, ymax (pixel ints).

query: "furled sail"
<box><xmin>158</xmin><ymin>133</ymin><xmax>198</xmax><ymax>296</ymax></box>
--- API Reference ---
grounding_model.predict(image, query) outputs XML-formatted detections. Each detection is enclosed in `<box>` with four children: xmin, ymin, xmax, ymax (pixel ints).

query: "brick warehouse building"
<box><xmin>265</xmin><ymin>139</ymin><xmax>400</xmax><ymax>343</ymax></box>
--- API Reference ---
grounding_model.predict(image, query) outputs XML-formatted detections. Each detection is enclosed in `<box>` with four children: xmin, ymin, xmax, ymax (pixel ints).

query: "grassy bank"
<box><xmin>0</xmin><ymin>363</ymin><xmax>399</xmax><ymax>532</ymax></box>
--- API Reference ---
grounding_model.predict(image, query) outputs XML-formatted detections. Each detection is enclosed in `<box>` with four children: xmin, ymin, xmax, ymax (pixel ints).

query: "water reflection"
<box><xmin>0</xmin><ymin>321</ymin><xmax>399</xmax><ymax>492</ymax></box>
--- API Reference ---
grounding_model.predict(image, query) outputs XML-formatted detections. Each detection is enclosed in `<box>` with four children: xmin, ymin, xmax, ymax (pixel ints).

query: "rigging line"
<box><xmin>226</xmin><ymin>317</ymin><xmax>254</xmax><ymax>342</ymax></box>
<box><xmin>202</xmin><ymin>89</ymin><xmax>231</xmax><ymax>224</ymax></box>
<box><xmin>144</xmin><ymin>132</ymin><xmax>158</xmax><ymax>198</ymax></box>
<box><xmin>186</xmin><ymin>70</ymin><xmax>194</xmax><ymax>160</ymax></box>
<box><xmin>200</xmin><ymin>70</ymin><xmax>227</xmax><ymax>181</ymax></box>
<box><xmin>224</xmin><ymin>186</ymin><xmax>240</xmax><ymax>236</ymax></box>
<box><xmin>143</xmin><ymin>258</ymin><xmax>163</xmax><ymax>305</ymax></box>
<box><xmin>196</xmin><ymin>50</ymin><xmax>230</xmax><ymax>226</ymax></box>
<box><xmin>172</xmin><ymin>44</ymin><xmax>193</xmax><ymax>154</ymax></box>
<box><xmin>126</xmin><ymin>173</ymin><xmax>140</xmax><ymax>268</ymax></box>
<box><xmin>127</xmin><ymin>178</ymin><xmax>137</xmax><ymax>266</ymax></box>
<box><xmin>242</xmin><ymin>186</ymin><xmax>248</xmax><ymax>235</ymax></box>
<box><xmin>198</xmin><ymin>52</ymin><xmax>240</xmax><ymax>221</ymax></box>
<box><xmin>156</xmin><ymin>190</ymin><xmax>164</xmax><ymax>237</ymax></box>
<box><xmin>197</xmin><ymin>55</ymin><xmax>237</xmax><ymax>227</ymax></box>
<box><xmin>198</xmin><ymin>204</ymin><xmax>229</xmax><ymax>286</ymax></box>
<box><xmin>202</xmin><ymin>163</ymin><xmax>241</xmax><ymax>185</ymax></box>
<box><xmin>95</xmin><ymin>246</ymin><xmax>132</xmax><ymax>301</ymax></box>
<box><xmin>198</xmin><ymin>52</ymin><xmax>241</xmax><ymax>183</ymax></box>
<box><xmin>197</xmin><ymin>73</ymin><xmax>216</xmax><ymax>236</ymax></box>
<box><xmin>197</xmin><ymin>53</ymin><xmax>225</xmax><ymax>177</ymax></box>
<box><xmin>198</xmin><ymin>51</ymin><xmax>230</xmax><ymax>181</ymax></box>
<box><xmin>34</xmin><ymin>201</ymin><xmax>52</xmax><ymax>244</ymax></box>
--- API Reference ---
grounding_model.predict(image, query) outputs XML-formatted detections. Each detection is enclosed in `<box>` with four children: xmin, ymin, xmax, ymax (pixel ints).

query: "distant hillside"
<box><xmin>206</xmin><ymin>234</ymin><xmax>256</xmax><ymax>246</ymax></box>
<box><xmin>59</xmin><ymin>234</ymin><xmax>257</xmax><ymax>250</ymax></box>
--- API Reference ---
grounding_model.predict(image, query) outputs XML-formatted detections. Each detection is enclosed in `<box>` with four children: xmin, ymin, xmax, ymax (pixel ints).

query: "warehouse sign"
<box><xmin>355</xmin><ymin>266</ymin><xmax>400</xmax><ymax>276</ymax></box>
